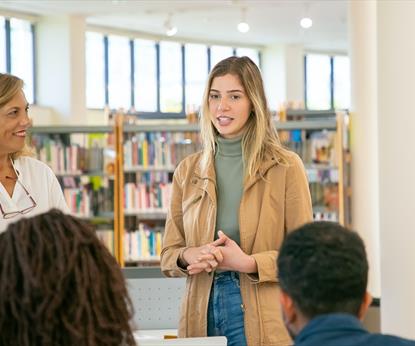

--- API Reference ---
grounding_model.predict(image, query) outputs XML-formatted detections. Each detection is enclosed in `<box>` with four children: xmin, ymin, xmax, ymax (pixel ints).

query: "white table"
<box><xmin>134</xmin><ymin>329</ymin><xmax>227</xmax><ymax>345</ymax></box>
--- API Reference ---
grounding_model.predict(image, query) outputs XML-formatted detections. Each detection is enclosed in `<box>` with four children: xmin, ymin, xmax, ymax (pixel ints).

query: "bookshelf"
<box><xmin>29</xmin><ymin>125</ymin><xmax>120</xmax><ymax>260</ymax></box>
<box><xmin>30</xmin><ymin>110</ymin><xmax>350</xmax><ymax>267</ymax></box>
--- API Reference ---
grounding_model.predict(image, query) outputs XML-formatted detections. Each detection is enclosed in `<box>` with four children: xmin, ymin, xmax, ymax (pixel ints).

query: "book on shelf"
<box><xmin>124</xmin><ymin>223</ymin><xmax>163</xmax><ymax>263</ymax></box>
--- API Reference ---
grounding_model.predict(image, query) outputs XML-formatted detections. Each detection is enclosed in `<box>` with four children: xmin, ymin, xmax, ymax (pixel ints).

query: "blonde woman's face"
<box><xmin>208</xmin><ymin>73</ymin><xmax>252</xmax><ymax>139</ymax></box>
<box><xmin>0</xmin><ymin>90</ymin><xmax>31</xmax><ymax>157</ymax></box>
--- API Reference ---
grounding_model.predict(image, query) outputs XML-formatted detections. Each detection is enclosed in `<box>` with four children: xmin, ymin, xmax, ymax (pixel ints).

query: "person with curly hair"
<box><xmin>0</xmin><ymin>209</ymin><xmax>136</xmax><ymax>346</ymax></box>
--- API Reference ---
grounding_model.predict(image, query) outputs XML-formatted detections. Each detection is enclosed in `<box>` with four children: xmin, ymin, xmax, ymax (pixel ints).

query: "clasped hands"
<box><xmin>182</xmin><ymin>230</ymin><xmax>257</xmax><ymax>275</ymax></box>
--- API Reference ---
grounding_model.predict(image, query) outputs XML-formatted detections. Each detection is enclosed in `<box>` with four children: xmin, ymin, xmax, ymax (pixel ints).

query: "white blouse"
<box><xmin>0</xmin><ymin>156</ymin><xmax>69</xmax><ymax>232</ymax></box>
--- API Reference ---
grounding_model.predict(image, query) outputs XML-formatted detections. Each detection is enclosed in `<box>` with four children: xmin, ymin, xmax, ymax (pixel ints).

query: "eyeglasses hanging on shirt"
<box><xmin>0</xmin><ymin>176</ymin><xmax>37</xmax><ymax>219</ymax></box>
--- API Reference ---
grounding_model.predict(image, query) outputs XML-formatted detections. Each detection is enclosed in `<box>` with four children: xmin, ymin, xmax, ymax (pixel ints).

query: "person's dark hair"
<box><xmin>278</xmin><ymin>221</ymin><xmax>368</xmax><ymax>319</ymax></box>
<box><xmin>0</xmin><ymin>209</ymin><xmax>136</xmax><ymax>346</ymax></box>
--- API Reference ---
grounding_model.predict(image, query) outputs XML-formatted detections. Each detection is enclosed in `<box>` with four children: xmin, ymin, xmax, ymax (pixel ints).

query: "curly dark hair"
<box><xmin>278</xmin><ymin>221</ymin><xmax>368</xmax><ymax>319</ymax></box>
<box><xmin>0</xmin><ymin>209</ymin><xmax>136</xmax><ymax>346</ymax></box>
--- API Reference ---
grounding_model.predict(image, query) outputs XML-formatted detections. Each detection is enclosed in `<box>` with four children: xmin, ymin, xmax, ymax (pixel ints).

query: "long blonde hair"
<box><xmin>200</xmin><ymin>56</ymin><xmax>287</xmax><ymax>179</ymax></box>
<box><xmin>0</xmin><ymin>73</ymin><xmax>34</xmax><ymax>159</ymax></box>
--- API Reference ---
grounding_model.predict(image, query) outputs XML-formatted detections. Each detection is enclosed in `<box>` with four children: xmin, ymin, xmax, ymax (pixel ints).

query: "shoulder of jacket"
<box><xmin>175</xmin><ymin>151</ymin><xmax>203</xmax><ymax>173</ymax></box>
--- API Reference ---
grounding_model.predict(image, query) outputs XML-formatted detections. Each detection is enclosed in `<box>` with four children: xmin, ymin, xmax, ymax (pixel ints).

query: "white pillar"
<box><xmin>36</xmin><ymin>15</ymin><xmax>86</xmax><ymax>124</ymax></box>
<box><xmin>262</xmin><ymin>44</ymin><xmax>304</xmax><ymax>111</ymax></box>
<box><xmin>376</xmin><ymin>1</ymin><xmax>415</xmax><ymax>338</ymax></box>
<box><xmin>284</xmin><ymin>44</ymin><xmax>304</xmax><ymax>106</ymax></box>
<box><xmin>262</xmin><ymin>44</ymin><xmax>286</xmax><ymax>111</ymax></box>
<box><xmin>348</xmin><ymin>0</ymin><xmax>381</xmax><ymax>297</ymax></box>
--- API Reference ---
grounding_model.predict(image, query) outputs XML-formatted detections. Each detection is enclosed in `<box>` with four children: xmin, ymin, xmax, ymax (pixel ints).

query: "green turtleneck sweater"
<box><xmin>214</xmin><ymin>135</ymin><xmax>244</xmax><ymax>245</ymax></box>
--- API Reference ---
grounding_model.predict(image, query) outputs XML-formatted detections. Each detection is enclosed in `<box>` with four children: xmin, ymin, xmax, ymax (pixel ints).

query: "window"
<box><xmin>305</xmin><ymin>54</ymin><xmax>331</xmax><ymax>110</ymax></box>
<box><xmin>210</xmin><ymin>45</ymin><xmax>234</xmax><ymax>69</ymax></box>
<box><xmin>85</xmin><ymin>31</ymin><xmax>259</xmax><ymax>117</ymax></box>
<box><xmin>185</xmin><ymin>43</ymin><xmax>208</xmax><ymax>112</ymax></box>
<box><xmin>86</xmin><ymin>32</ymin><xmax>105</xmax><ymax>109</ymax></box>
<box><xmin>10</xmin><ymin>18</ymin><xmax>34</xmax><ymax>104</ymax></box>
<box><xmin>134</xmin><ymin>39</ymin><xmax>157</xmax><ymax>112</ymax></box>
<box><xmin>159</xmin><ymin>41</ymin><xmax>182</xmax><ymax>113</ymax></box>
<box><xmin>236</xmin><ymin>47</ymin><xmax>260</xmax><ymax>67</ymax></box>
<box><xmin>305</xmin><ymin>53</ymin><xmax>350</xmax><ymax>110</ymax></box>
<box><xmin>108</xmin><ymin>35</ymin><xmax>131</xmax><ymax>110</ymax></box>
<box><xmin>0</xmin><ymin>17</ymin><xmax>5</xmax><ymax>73</ymax></box>
<box><xmin>333</xmin><ymin>56</ymin><xmax>350</xmax><ymax>110</ymax></box>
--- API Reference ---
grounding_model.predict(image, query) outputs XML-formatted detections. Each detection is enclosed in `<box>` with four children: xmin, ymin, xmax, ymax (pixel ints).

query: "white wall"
<box><xmin>376</xmin><ymin>1</ymin><xmax>415</xmax><ymax>338</ymax></box>
<box><xmin>36</xmin><ymin>15</ymin><xmax>86</xmax><ymax>124</ymax></box>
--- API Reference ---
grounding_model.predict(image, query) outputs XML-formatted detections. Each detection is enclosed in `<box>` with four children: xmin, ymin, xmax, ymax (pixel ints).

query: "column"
<box><xmin>36</xmin><ymin>15</ymin><xmax>86</xmax><ymax>124</ymax></box>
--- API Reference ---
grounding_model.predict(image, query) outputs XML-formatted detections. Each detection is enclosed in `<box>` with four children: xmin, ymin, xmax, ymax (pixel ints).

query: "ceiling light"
<box><xmin>237</xmin><ymin>7</ymin><xmax>250</xmax><ymax>34</ymax></box>
<box><xmin>237</xmin><ymin>22</ymin><xmax>250</xmax><ymax>33</ymax></box>
<box><xmin>166</xmin><ymin>25</ymin><xmax>178</xmax><ymax>37</ymax></box>
<box><xmin>164</xmin><ymin>13</ymin><xmax>178</xmax><ymax>37</ymax></box>
<box><xmin>300</xmin><ymin>17</ymin><xmax>313</xmax><ymax>29</ymax></box>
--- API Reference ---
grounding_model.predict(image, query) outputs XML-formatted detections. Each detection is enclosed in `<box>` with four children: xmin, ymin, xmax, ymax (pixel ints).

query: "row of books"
<box><xmin>124</xmin><ymin>224</ymin><xmax>163</xmax><ymax>262</ymax></box>
<box><xmin>60</xmin><ymin>176</ymin><xmax>114</xmax><ymax>216</ymax></box>
<box><xmin>306</xmin><ymin>167</ymin><xmax>339</xmax><ymax>183</ymax></box>
<box><xmin>282</xmin><ymin>130</ymin><xmax>337</xmax><ymax>165</ymax></box>
<box><xmin>31</xmin><ymin>133</ymin><xmax>115</xmax><ymax>174</ymax></box>
<box><xmin>123</xmin><ymin>132</ymin><xmax>200</xmax><ymax>169</ymax></box>
<box><xmin>124</xmin><ymin>182</ymin><xmax>171</xmax><ymax>212</ymax></box>
<box><xmin>313</xmin><ymin>211</ymin><xmax>338</xmax><ymax>222</ymax></box>
<box><xmin>310</xmin><ymin>182</ymin><xmax>339</xmax><ymax>211</ymax></box>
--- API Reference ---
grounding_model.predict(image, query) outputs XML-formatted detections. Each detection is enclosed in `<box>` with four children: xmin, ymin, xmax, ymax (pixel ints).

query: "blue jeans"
<box><xmin>207</xmin><ymin>271</ymin><xmax>247</xmax><ymax>346</ymax></box>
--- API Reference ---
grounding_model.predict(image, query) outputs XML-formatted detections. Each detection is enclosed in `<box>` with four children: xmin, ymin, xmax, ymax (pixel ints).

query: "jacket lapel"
<box><xmin>244</xmin><ymin>155</ymin><xmax>279</xmax><ymax>192</ymax></box>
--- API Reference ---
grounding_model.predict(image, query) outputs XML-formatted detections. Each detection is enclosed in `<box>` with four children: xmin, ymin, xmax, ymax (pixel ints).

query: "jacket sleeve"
<box><xmin>250</xmin><ymin>154</ymin><xmax>313</xmax><ymax>283</ymax></box>
<box><xmin>160</xmin><ymin>165</ymin><xmax>189</xmax><ymax>277</ymax></box>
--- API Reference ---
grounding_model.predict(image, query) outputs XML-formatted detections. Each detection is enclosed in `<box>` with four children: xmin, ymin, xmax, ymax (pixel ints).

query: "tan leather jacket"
<box><xmin>161</xmin><ymin>149</ymin><xmax>312</xmax><ymax>346</ymax></box>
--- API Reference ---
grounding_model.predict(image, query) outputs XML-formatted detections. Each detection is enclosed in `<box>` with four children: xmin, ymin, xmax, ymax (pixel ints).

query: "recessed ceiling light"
<box><xmin>300</xmin><ymin>17</ymin><xmax>313</xmax><ymax>29</ymax></box>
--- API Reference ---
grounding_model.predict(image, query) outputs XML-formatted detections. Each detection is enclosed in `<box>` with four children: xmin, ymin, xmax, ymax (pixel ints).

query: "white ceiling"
<box><xmin>0</xmin><ymin>0</ymin><xmax>348</xmax><ymax>51</ymax></box>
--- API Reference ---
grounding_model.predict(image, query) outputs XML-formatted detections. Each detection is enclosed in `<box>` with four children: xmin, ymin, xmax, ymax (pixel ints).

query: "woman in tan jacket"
<box><xmin>161</xmin><ymin>56</ymin><xmax>312</xmax><ymax>346</ymax></box>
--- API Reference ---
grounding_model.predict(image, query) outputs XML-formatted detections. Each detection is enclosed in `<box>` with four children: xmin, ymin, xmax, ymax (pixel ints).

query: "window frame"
<box><xmin>0</xmin><ymin>16</ymin><xmax>36</xmax><ymax>103</ymax></box>
<box><xmin>304</xmin><ymin>53</ymin><xmax>350</xmax><ymax>111</ymax></box>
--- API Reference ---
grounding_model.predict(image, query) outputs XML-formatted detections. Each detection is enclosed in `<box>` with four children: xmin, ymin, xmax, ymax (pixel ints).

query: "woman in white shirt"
<box><xmin>0</xmin><ymin>73</ymin><xmax>69</xmax><ymax>232</ymax></box>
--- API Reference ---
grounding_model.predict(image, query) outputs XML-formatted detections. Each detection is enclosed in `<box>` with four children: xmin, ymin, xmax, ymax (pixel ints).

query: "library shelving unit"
<box><xmin>120</xmin><ymin>122</ymin><xmax>200</xmax><ymax>267</ymax></box>
<box><xmin>117</xmin><ymin>110</ymin><xmax>351</xmax><ymax>267</ymax></box>
<box><xmin>29</xmin><ymin>124</ymin><xmax>121</xmax><ymax>260</ymax></box>
<box><xmin>280</xmin><ymin>109</ymin><xmax>351</xmax><ymax>228</ymax></box>
<box><xmin>30</xmin><ymin>110</ymin><xmax>350</xmax><ymax>268</ymax></box>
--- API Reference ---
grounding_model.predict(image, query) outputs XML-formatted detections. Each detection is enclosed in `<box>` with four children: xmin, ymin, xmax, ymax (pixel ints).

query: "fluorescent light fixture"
<box><xmin>237</xmin><ymin>22</ymin><xmax>250</xmax><ymax>33</ymax></box>
<box><xmin>300</xmin><ymin>17</ymin><xmax>313</xmax><ymax>29</ymax></box>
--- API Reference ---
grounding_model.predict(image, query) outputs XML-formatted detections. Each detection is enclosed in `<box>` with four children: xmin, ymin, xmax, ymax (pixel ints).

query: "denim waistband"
<box><xmin>213</xmin><ymin>271</ymin><xmax>239</xmax><ymax>281</ymax></box>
